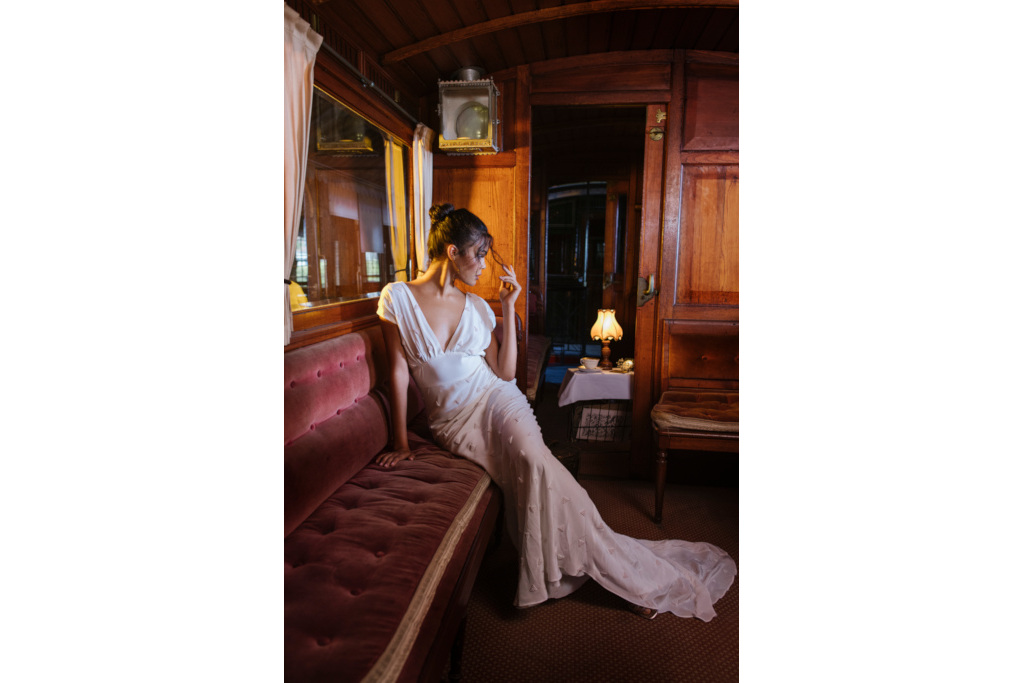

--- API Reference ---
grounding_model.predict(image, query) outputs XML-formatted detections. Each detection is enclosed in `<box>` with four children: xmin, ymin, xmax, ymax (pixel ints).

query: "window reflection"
<box><xmin>290</xmin><ymin>87</ymin><xmax>409</xmax><ymax>309</ymax></box>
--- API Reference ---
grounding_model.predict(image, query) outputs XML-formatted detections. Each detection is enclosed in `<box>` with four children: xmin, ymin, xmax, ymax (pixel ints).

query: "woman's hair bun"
<box><xmin>429</xmin><ymin>203</ymin><xmax>456</xmax><ymax>227</ymax></box>
<box><xmin>424</xmin><ymin>203</ymin><xmax>495</xmax><ymax>262</ymax></box>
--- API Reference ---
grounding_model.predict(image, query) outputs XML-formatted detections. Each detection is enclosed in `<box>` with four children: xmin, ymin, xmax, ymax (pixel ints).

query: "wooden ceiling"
<box><xmin>298</xmin><ymin>0</ymin><xmax>739</xmax><ymax>102</ymax></box>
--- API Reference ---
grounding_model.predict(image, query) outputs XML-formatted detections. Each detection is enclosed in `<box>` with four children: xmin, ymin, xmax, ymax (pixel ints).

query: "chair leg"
<box><xmin>654</xmin><ymin>448</ymin><xmax>667</xmax><ymax>523</ymax></box>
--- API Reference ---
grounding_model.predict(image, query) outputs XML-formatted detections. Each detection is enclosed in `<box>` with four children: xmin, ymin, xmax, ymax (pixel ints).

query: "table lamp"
<box><xmin>590</xmin><ymin>309</ymin><xmax>623</xmax><ymax>370</ymax></box>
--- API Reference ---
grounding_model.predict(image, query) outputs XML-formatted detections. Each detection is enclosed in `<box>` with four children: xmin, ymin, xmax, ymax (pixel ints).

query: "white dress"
<box><xmin>378</xmin><ymin>282</ymin><xmax>737</xmax><ymax>620</ymax></box>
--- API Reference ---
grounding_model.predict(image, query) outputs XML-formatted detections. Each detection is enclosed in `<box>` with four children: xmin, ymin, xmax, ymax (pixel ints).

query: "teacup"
<box><xmin>580</xmin><ymin>357</ymin><xmax>599</xmax><ymax>370</ymax></box>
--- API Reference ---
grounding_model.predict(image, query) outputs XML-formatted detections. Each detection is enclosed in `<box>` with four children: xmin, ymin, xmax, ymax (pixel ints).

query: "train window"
<box><xmin>289</xmin><ymin>87</ymin><xmax>410</xmax><ymax>309</ymax></box>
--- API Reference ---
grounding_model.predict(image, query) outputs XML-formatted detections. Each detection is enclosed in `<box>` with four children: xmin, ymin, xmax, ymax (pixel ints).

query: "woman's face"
<box><xmin>453</xmin><ymin>237</ymin><xmax>488</xmax><ymax>286</ymax></box>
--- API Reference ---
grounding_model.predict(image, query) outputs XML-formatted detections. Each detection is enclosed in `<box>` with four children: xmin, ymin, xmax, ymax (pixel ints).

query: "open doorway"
<box><xmin>529</xmin><ymin>106</ymin><xmax>647</xmax><ymax>382</ymax></box>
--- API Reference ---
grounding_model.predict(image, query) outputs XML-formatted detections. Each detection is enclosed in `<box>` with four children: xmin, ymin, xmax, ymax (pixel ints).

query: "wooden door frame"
<box><xmin>518</xmin><ymin>52</ymin><xmax>683</xmax><ymax>477</ymax></box>
<box><xmin>629</xmin><ymin>102</ymin><xmax>670</xmax><ymax>477</ymax></box>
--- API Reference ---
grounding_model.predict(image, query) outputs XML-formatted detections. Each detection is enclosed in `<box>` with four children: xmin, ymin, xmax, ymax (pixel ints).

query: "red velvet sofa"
<box><xmin>285</xmin><ymin>327</ymin><xmax>502</xmax><ymax>682</ymax></box>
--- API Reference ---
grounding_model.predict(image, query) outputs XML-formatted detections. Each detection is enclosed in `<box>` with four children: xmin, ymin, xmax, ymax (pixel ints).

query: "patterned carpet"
<box><xmin>452</xmin><ymin>480</ymin><xmax>739</xmax><ymax>682</ymax></box>
<box><xmin>446</xmin><ymin>381</ymin><xmax>739</xmax><ymax>682</ymax></box>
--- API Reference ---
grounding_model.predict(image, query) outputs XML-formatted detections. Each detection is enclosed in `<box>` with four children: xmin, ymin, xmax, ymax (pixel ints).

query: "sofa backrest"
<box><xmin>285</xmin><ymin>326</ymin><xmax>427</xmax><ymax>537</ymax></box>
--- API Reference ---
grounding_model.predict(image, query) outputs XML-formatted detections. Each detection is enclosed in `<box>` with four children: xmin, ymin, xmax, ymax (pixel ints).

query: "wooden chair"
<box><xmin>651</xmin><ymin>391</ymin><xmax>738</xmax><ymax>523</ymax></box>
<box><xmin>650</xmin><ymin>322</ymin><xmax>738</xmax><ymax>523</ymax></box>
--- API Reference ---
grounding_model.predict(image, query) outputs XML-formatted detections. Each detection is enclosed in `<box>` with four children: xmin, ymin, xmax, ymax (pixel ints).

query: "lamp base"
<box><xmin>599</xmin><ymin>341</ymin><xmax>613</xmax><ymax>370</ymax></box>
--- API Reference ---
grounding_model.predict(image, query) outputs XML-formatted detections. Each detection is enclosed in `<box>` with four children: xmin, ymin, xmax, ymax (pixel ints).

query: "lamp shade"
<box><xmin>591</xmin><ymin>309</ymin><xmax>623</xmax><ymax>341</ymax></box>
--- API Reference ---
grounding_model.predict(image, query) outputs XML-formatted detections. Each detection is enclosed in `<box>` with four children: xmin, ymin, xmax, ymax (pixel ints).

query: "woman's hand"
<box><xmin>498</xmin><ymin>264</ymin><xmax>522</xmax><ymax>307</ymax></box>
<box><xmin>376</xmin><ymin>448</ymin><xmax>415</xmax><ymax>468</ymax></box>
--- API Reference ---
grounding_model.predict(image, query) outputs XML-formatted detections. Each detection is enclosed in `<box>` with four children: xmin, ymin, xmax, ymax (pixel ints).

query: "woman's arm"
<box><xmin>485</xmin><ymin>264</ymin><xmax>522</xmax><ymax>381</ymax></box>
<box><xmin>376</xmin><ymin>319</ymin><xmax>415</xmax><ymax>468</ymax></box>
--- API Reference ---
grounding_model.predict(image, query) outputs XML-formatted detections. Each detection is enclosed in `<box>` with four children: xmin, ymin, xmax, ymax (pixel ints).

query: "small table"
<box><xmin>557</xmin><ymin>368</ymin><xmax>633</xmax><ymax>406</ymax></box>
<box><xmin>557</xmin><ymin>368</ymin><xmax>634</xmax><ymax>443</ymax></box>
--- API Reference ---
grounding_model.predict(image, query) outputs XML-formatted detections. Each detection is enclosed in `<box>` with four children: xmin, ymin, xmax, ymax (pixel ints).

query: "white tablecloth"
<box><xmin>556</xmin><ymin>368</ymin><xmax>634</xmax><ymax>407</ymax></box>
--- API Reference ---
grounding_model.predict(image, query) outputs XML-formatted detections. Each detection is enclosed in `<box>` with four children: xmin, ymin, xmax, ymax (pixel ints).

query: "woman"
<box><xmin>376</xmin><ymin>203</ymin><xmax>736</xmax><ymax>620</ymax></box>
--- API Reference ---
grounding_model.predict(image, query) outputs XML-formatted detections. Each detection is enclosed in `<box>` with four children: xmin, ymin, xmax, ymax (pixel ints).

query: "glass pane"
<box><xmin>290</xmin><ymin>87</ymin><xmax>409</xmax><ymax>310</ymax></box>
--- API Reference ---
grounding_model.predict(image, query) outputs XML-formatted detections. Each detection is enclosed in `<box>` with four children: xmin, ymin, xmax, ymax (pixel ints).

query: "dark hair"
<box><xmin>428</xmin><ymin>203</ymin><xmax>506</xmax><ymax>267</ymax></box>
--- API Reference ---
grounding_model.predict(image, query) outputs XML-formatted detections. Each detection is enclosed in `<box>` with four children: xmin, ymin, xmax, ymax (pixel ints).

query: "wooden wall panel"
<box><xmin>682</xmin><ymin>76</ymin><xmax>738</xmax><ymax>151</ymax></box>
<box><xmin>658</xmin><ymin>55</ymin><xmax>740</xmax><ymax>327</ymax></box>
<box><xmin>432</xmin><ymin>165</ymin><xmax>517</xmax><ymax>300</ymax></box>
<box><xmin>661</xmin><ymin>320</ymin><xmax>739</xmax><ymax>391</ymax></box>
<box><xmin>676</xmin><ymin>165</ymin><xmax>739</xmax><ymax>307</ymax></box>
<box><xmin>523</xmin><ymin>51</ymin><xmax>673</xmax><ymax>105</ymax></box>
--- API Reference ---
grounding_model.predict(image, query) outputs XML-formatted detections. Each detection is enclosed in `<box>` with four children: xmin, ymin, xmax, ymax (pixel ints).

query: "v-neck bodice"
<box><xmin>405</xmin><ymin>286</ymin><xmax>470</xmax><ymax>354</ymax></box>
<box><xmin>378</xmin><ymin>281</ymin><xmax>499</xmax><ymax>424</ymax></box>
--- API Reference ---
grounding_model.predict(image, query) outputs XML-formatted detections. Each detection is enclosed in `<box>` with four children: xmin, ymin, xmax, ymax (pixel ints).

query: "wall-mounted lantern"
<box><xmin>437</xmin><ymin>67</ymin><xmax>500</xmax><ymax>155</ymax></box>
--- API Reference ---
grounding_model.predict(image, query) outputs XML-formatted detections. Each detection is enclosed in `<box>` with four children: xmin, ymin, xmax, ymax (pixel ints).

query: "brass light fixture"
<box><xmin>437</xmin><ymin>67</ymin><xmax>500</xmax><ymax>155</ymax></box>
<box><xmin>591</xmin><ymin>309</ymin><xmax>623</xmax><ymax>370</ymax></box>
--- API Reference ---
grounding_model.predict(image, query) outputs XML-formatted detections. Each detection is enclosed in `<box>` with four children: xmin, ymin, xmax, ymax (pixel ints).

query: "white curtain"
<box><xmin>384</xmin><ymin>136</ymin><xmax>410</xmax><ymax>282</ymax></box>
<box><xmin>284</xmin><ymin>4</ymin><xmax>322</xmax><ymax>345</ymax></box>
<box><xmin>412</xmin><ymin>124</ymin><xmax>435</xmax><ymax>275</ymax></box>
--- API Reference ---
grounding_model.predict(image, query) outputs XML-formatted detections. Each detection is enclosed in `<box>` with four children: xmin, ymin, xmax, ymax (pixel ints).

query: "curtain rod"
<box><xmin>319</xmin><ymin>42</ymin><xmax>421</xmax><ymax>127</ymax></box>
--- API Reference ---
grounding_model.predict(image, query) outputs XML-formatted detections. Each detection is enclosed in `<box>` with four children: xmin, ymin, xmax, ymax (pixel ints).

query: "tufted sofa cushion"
<box><xmin>651</xmin><ymin>390</ymin><xmax>739</xmax><ymax>433</ymax></box>
<box><xmin>284</xmin><ymin>440</ymin><xmax>495</xmax><ymax>683</ymax></box>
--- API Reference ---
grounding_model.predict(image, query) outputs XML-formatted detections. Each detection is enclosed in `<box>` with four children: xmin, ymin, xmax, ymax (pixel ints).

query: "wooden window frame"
<box><xmin>288</xmin><ymin>51</ymin><xmax>417</xmax><ymax>352</ymax></box>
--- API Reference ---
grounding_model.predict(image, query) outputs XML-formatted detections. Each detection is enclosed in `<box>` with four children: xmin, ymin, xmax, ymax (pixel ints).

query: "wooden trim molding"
<box><xmin>287</xmin><ymin>299</ymin><xmax>382</xmax><ymax>351</ymax></box>
<box><xmin>286</xmin><ymin>314</ymin><xmax>382</xmax><ymax>352</ymax></box>
<box><xmin>433</xmin><ymin>152</ymin><xmax>517</xmax><ymax>168</ymax></box>
<box><xmin>530</xmin><ymin>91</ymin><xmax>670</xmax><ymax>106</ymax></box>
<box><xmin>679</xmin><ymin>151</ymin><xmax>738</xmax><ymax>164</ymax></box>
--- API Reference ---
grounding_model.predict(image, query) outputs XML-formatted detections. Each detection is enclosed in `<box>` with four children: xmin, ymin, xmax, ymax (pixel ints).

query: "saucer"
<box><xmin>577</xmin><ymin>366</ymin><xmax>602</xmax><ymax>373</ymax></box>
